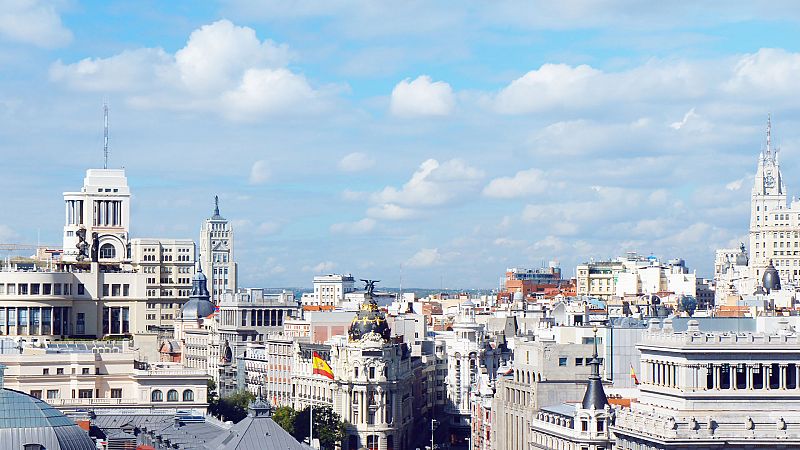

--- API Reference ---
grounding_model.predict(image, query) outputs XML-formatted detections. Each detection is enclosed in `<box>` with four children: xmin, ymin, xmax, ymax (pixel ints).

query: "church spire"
<box><xmin>211</xmin><ymin>195</ymin><xmax>224</xmax><ymax>220</ymax></box>
<box><xmin>766</xmin><ymin>113</ymin><xmax>772</xmax><ymax>158</ymax></box>
<box><xmin>581</xmin><ymin>326</ymin><xmax>609</xmax><ymax>410</ymax></box>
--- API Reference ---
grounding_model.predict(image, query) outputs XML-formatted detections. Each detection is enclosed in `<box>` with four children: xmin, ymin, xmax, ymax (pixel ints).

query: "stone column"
<box><xmin>780</xmin><ymin>364</ymin><xmax>787</xmax><ymax>390</ymax></box>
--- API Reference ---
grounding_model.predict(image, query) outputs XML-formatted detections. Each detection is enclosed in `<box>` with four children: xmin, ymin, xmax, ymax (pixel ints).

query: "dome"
<box><xmin>0</xmin><ymin>366</ymin><xmax>95</xmax><ymax>449</ymax></box>
<box><xmin>348</xmin><ymin>281</ymin><xmax>391</xmax><ymax>342</ymax></box>
<box><xmin>180</xmin><ymin>262</ymin><xmax>215</xmax><ymax>320</ymax></box>
<box><xmin>735</xmin><ymin>243</ymin><xmax>749</xmax><ymax>266</ymax></box>
<box><xmin>762</xmin><ymin>260</ymin><xmax>781</xmax><ymax>292</ymax></box>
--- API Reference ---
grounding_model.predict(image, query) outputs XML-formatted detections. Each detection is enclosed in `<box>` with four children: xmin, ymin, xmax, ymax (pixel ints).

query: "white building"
<box><xmin>613</xmin><ymin>317</ymin><xmax>800</xmax><ymax>449</ymax></box>
<box><xmin>748</xmin><ymin>116</ymin><xmax>800</xmax><ymax>283</ymax></box>
<box><xmin>199</xmin><ymin>196</ymin><xmax>238</xmax><ymax>302</ymax></box>
<box><xmin>62</xmin><ymin>169</ymin><xmax>131</xmax><ymax>264</ymax></box>
<box><xmin>304</xmin><ymin>274</ymin><xmax>356</xmax><ymax>307</ymax></box>
<box><xmin>0</xmin><ymin>340</ymin><xmax>208</xmax><ymax>414</ymax></box>
<box><xmin>291</xmin><ymin>290</ymin><xmax>416</xmax><ymax>450</ymax></box>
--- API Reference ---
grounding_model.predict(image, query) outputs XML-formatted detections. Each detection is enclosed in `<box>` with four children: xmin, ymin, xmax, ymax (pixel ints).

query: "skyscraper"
<box><xmin>199</xmin><ymin>196</ymin><xmax>238</xmax><ymax>301</ymax></box>
<box><xmin>749</xmin><ymin>115</ymin><xmax>798</xmax><ymax>283</ymax></box>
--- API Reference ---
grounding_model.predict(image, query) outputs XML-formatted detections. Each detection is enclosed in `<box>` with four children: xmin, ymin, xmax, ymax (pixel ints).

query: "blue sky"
<box><xmin>2</xmin><ymin>1</ymin><xmax>800</xmax><ymax>288</ymax></box>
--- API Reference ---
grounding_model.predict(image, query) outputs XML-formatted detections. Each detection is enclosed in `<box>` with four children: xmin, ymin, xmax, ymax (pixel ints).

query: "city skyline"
<box><xmin>3</xmin><ymin>2</ymin><xmax>800</xmax><ymax>288</ymax></box>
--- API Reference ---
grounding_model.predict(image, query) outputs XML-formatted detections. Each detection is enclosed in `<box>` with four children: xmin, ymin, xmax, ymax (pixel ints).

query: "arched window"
<box><xmin>167</xmin><ymin>389</ymin><xmax>178</xmax><ymax>402</ymax></box>
<box><xmin>151</xmin><ymin>390</ymin><xmax>163</xmax><ymax>402</ymax></box>
<box><xmin>182</xmin><ymin>390</ymin><xmax>194</xmax><ymax>402</ymax></box>
<box><xmin>100</xmin><ymin>243</ymin><xmax>116</xmax><ymax>259</ymax></box>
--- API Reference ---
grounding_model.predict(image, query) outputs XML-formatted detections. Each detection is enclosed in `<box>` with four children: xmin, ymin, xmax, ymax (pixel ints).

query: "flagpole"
<box><xmin>310</xmin><ymin>402</ymin><xmax>314</xmax><ymax>448</ymax></box>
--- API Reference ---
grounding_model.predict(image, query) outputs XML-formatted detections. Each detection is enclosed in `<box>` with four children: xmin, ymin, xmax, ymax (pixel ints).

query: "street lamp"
<box><xmin>431</xmin><ymin>418</ymin><xmax>438</xmax><ymax>450</ymax></box>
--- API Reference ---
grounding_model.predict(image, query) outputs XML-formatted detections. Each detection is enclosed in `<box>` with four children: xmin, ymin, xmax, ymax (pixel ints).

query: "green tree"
<box><xmin>208</xmin><ymin>388</ymin><xmax>255</xmax><ymax>423</ymax></box>
<box><xmin>293</xmin><ymin>405</ymin><xmax>347</xmax><ymax>450</ymax></box>
<box><xmin>273</xmin><ymin>406</ymin><xmax>298</xmax><ymax>436</ymax></box>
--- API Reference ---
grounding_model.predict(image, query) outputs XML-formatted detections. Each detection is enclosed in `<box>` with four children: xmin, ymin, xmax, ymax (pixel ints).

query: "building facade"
<box><xmin>613</xmin><ymin>317</ymin><xmax>800</xmax><ymax>449</ymax></box>
<box><xmin>199</xmin><ymin>197</ymin><xmax>237</xmax><ymax>302</ymax></box>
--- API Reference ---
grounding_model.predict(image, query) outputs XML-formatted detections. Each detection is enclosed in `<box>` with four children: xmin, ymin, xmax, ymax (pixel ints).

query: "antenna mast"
<box><xmin>103</xmin><ymin>102</ymin><xmax>109</xmax><ymax>169</ymax></box>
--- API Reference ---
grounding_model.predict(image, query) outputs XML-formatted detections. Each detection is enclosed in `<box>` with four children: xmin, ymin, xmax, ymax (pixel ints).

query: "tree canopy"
<box><xmin>274</xmin><ymin>405</ymin><xmax>347</xmax><ymax>449</ymax></box>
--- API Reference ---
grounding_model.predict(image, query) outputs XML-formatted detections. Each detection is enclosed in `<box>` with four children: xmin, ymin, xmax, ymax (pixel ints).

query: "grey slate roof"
<box><xmin>205</xmin><ymin>413</ymin><xmax>309</xmax><ymax>450</ymax></box>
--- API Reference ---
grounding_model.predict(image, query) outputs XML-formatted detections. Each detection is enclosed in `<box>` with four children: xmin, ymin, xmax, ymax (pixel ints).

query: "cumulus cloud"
<box><xmin>304</xmin><ymin>261</ymin><xmax>336</xmax><ymax>273</ymax></box>
<box><xmin>406</xmin><ymin>248</ymin><xmax>441</xmax><ymax>268</ymax></box>
<box><xmin>0</xmin><ymin>0</ymin><xmax>72</xmax><ymax>48</ymax></box>
<box><xmin>249</xmin><ymin>160</ymin><xmax>271</xmax><ymax>185</ymax></box>
<box><xmin>50</xmin><ymin>19</ymin><xmax>330</xmax><ymax>120</ymax></box>
<box><xmin>366</xmin><ymin>203</ymin><xmax>417</xmax><ymax>220</ymax></box>
<box><xmin>338</xmin><ymin>152</ymin><xmax>375</xmax><ymax>172</ymax></box>
<box><xmin>725</xmin><ymin>48</ymin><xmax>800</xmax><ymax>98</ymax></box>
<box><xmin>257</xmin><ymin>221</ymin><xmax>282</xmax><ymax>234</ymax></box>
<box><xmin>483</xmin><ymin>168</ymin><xmax>551</xmax><ymax>198</ymax></box>
<box><xmin>330</xmin><ymin>218</ymin><xmax>376</xmax><ymax>234</ymax></box>
<box><xmin>373</xmin><ymin>159</ymin><xmax>483</xmax><ymax>206</ymax></box>
<box><xmin>390</xmin><ymin>75</ymin><xmax>455</xmax><ymax>117</ymax></box>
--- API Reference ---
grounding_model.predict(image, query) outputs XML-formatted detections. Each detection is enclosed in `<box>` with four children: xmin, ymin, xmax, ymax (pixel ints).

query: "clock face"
<box><xmin>765</xmin><ymin>173</ymin><xmax>775</xmax><ymax>188</ymax></box>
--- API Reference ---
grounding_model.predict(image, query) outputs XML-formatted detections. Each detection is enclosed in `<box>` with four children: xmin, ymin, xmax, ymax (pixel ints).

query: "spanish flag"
<box><xmin>312</xmin><ymin>351</ymin><xmax>334</xmax><ymax>380</ymax></box>
<box><xmin>630</xmin><ymin>363</ymin><xmax>640</xmax><ymax>385</ymax></box>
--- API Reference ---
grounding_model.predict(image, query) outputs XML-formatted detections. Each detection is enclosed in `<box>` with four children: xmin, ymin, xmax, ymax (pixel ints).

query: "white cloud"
<box><xmin>249</xmin><ymin>160</ymin><xmax>271</xmax><ymax>185</ymax></box>
<box><xmin>670</xmin><ymin>107</ymin><xmax>697</xmax><ymax>130</ymax></box>
<box><xmin>0</xmin><ymin>0</ymin><xmax>72</xmax><ymax>48</ymax></box>
<box><xmin>373</xmin><ymin>158</ymin><xmax>483</xmax><ymax>207</ymax></box>
<box><xmin>257</xmin><ymin>221</ymin><xmax>281</xmax><ymax>234</ymax></box>
<box><xmin>495</xmin><ymin>63</ymin><xmax>600</xmax><ymax>114</ymax></box>
<box><xmin>338</xmin><ymin>152</ymin><xmax>375</xmax><ymax>172</ymax></box>
<box><xmin>304</xmin><ymin>261</ymin><xmax>336</xmax><ymax>273</ymax></box>
<box><xmin>50</xmin><ymin>19</ymin><xmax>329</xmax><ymax>120</ymax></box>
<box><xmin>483</xmin><ymin>168</ymin><xmax>550</xmax><ymax>198</ymax></box>
<box><xmin>390</xmin><ymin>75</ymin><xmax>455</xmax><ymax>117</ymax></box>
<box><xmin>366</xmin><ymin>203</ymin><xmax>417</xmax><ymax>220</ymax></box>
<box><xmin>330</xmin><ymin>218</ymin><xmax>376</xmax><ymax>234</ymax></box>
<box><xmin>175</xmin><ymin>20</ymin><xmax>290</xmax><ymax>92</ymax></box>
<box><xmin>726</xmin><ymin>176</ymin><xmax>747</xmax><ymax>191</ymax></box>
<box><xmin>406</xmin><ymin>248</ymin><xmax>441</xmax><ymax>268</ymax></box>
<box><xmin>725</xmin><ymin>48</ymin><xmax>800</xmax><ymax>98</ymax></box>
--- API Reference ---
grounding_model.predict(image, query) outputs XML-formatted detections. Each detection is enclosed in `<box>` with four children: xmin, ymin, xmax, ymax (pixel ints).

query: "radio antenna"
<box><xmin>103</xmin><ymin>102</ymin><xmax>109</xmax><ymax>169</ymax></box>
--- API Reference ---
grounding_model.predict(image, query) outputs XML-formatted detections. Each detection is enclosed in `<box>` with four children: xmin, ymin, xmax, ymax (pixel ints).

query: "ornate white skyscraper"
<box><xmin>199</xmin><ymin>196</ymin><xmax>238</xmax><ymax>301</ymax></box>
<box><xmin>748</xmin><ymin>115</ymin><xmax>800</xmax><ymax>283</ymax></box>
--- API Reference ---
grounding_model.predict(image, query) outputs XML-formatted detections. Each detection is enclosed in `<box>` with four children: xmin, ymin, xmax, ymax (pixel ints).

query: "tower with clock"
<box><xmin>749</xmin><ymin>115</ymin><xmax>794</xmax><ymax>281</ymax></box>
<box><xmin>199</xmin><ymin>196</ymin><xmax>239</xmax><ymax>302</ymax></box>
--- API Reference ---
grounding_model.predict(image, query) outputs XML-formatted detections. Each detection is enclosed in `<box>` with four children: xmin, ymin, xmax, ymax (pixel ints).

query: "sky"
<box><xmin>2</xmin><ymin>1</ymin><xmax>800</xmax><ymax>289</ymax></box>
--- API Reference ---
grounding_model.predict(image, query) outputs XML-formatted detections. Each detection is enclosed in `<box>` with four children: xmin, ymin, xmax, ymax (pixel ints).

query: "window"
<box><xmin>151</xmin><ymin>390</ymin><xmax>163</xmax><ymax>402</ymax></box>
<box><xmin>111</xmin><ymin>389</ymin><xmax>122</xmax><ymax>399</ymax></box>
<box><xmin>42</xmin><ymin>368</ymin><xmax>49</xmax><ymax>375</ymax></box>
<box><xmin>23</xmin><ymin>444</ymin><xmax>44</xmax><ymax>450</ymax></box>
<box><xmin>575</xmin><ymin>358</ymin><xmax>583</xmax><ymax>366</ymax></box>
<box><xmin>581</xmin><ymin>420</ymin><xmax>588</xmax><ymax>431</ymax></box>
<box><xmin>77</xmin><ymin>284</ymin><xmax>85</xmax><ymax>295</ymax></box>
<box><xmin>29</xmin><ymin>390</ymin><xmax>42</xmax><ymax>399</ymax></box>
<box><xmin>78</xmin><ymin>389</ymin><xmax>93</xmax><ymax>399</ymax></box>
<box><xmin>597</xmin><ymin>420</ymin><xmax>605</xmax><ymax>432</ymax></box>
<box><xmin>369</xmin><ymin>367</ymin><xmax>376</xmax><ymax>379</ymax></box>
<box><xmin>559</xmin><ymin>357</ymin><xmax>568</xmax><ymax>367</ymax></box>
<box><xmin>46</xmin><ymin>390</ymin><xmax>59</xmax><ymax>399</ymax></box>
<box><xmin>182</xmin><ymin>390</ymin><xmax>194</xmax><ymax>401</ymax></box>
<box><xmin>82</xmin><ymin>368</ymin><xmax>90</xmax><ymax>375</ymax></box>
<box><xmin>167</xmin><ymin>389</ymin><xmax>179</xmax><ymax>402</ymax></box>
<box><xmin>56</xmin><ymin>368</ymin><xmax>64</xmax><ymax>375</ymax></box>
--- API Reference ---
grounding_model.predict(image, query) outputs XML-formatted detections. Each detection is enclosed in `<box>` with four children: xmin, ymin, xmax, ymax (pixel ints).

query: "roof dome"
<box><xmin>735</xmin><ymin>243</ymin><xmax>749</xmax><ymax>266</ymax></box>
<box><xmin>0</xmin><ymin>366</ymin><xmax>95</xmax><ymax>449</ymax></box>
<box><xmin>181</xmin><ymin>262</ymin><xmax>215</xmax><ymax>320</ymax></box>
<box><xmin>348</xmin><ymin>280</ymin><xmax>391</xmax><ymax>343</ymax></box>
<box><xmin>762</xmin><ymin>260</ymin><xmax>781</xmax><ymax>292</ymax></box>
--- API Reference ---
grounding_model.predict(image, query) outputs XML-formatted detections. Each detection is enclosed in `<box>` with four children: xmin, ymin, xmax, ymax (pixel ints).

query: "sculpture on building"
<box><xmin>360</xmin><ymin>279</ymin><xmax>380</xmax><ymax>297</ymax></box>
<box><xmin>75</xmin><ymin>226</ymin><xmax>89</xmax><ymax>261</ymax></box>
<box><xmin>90</xmin><ymin>232</ymin><xmax>99</xmax><ymax>262</ymax></box>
